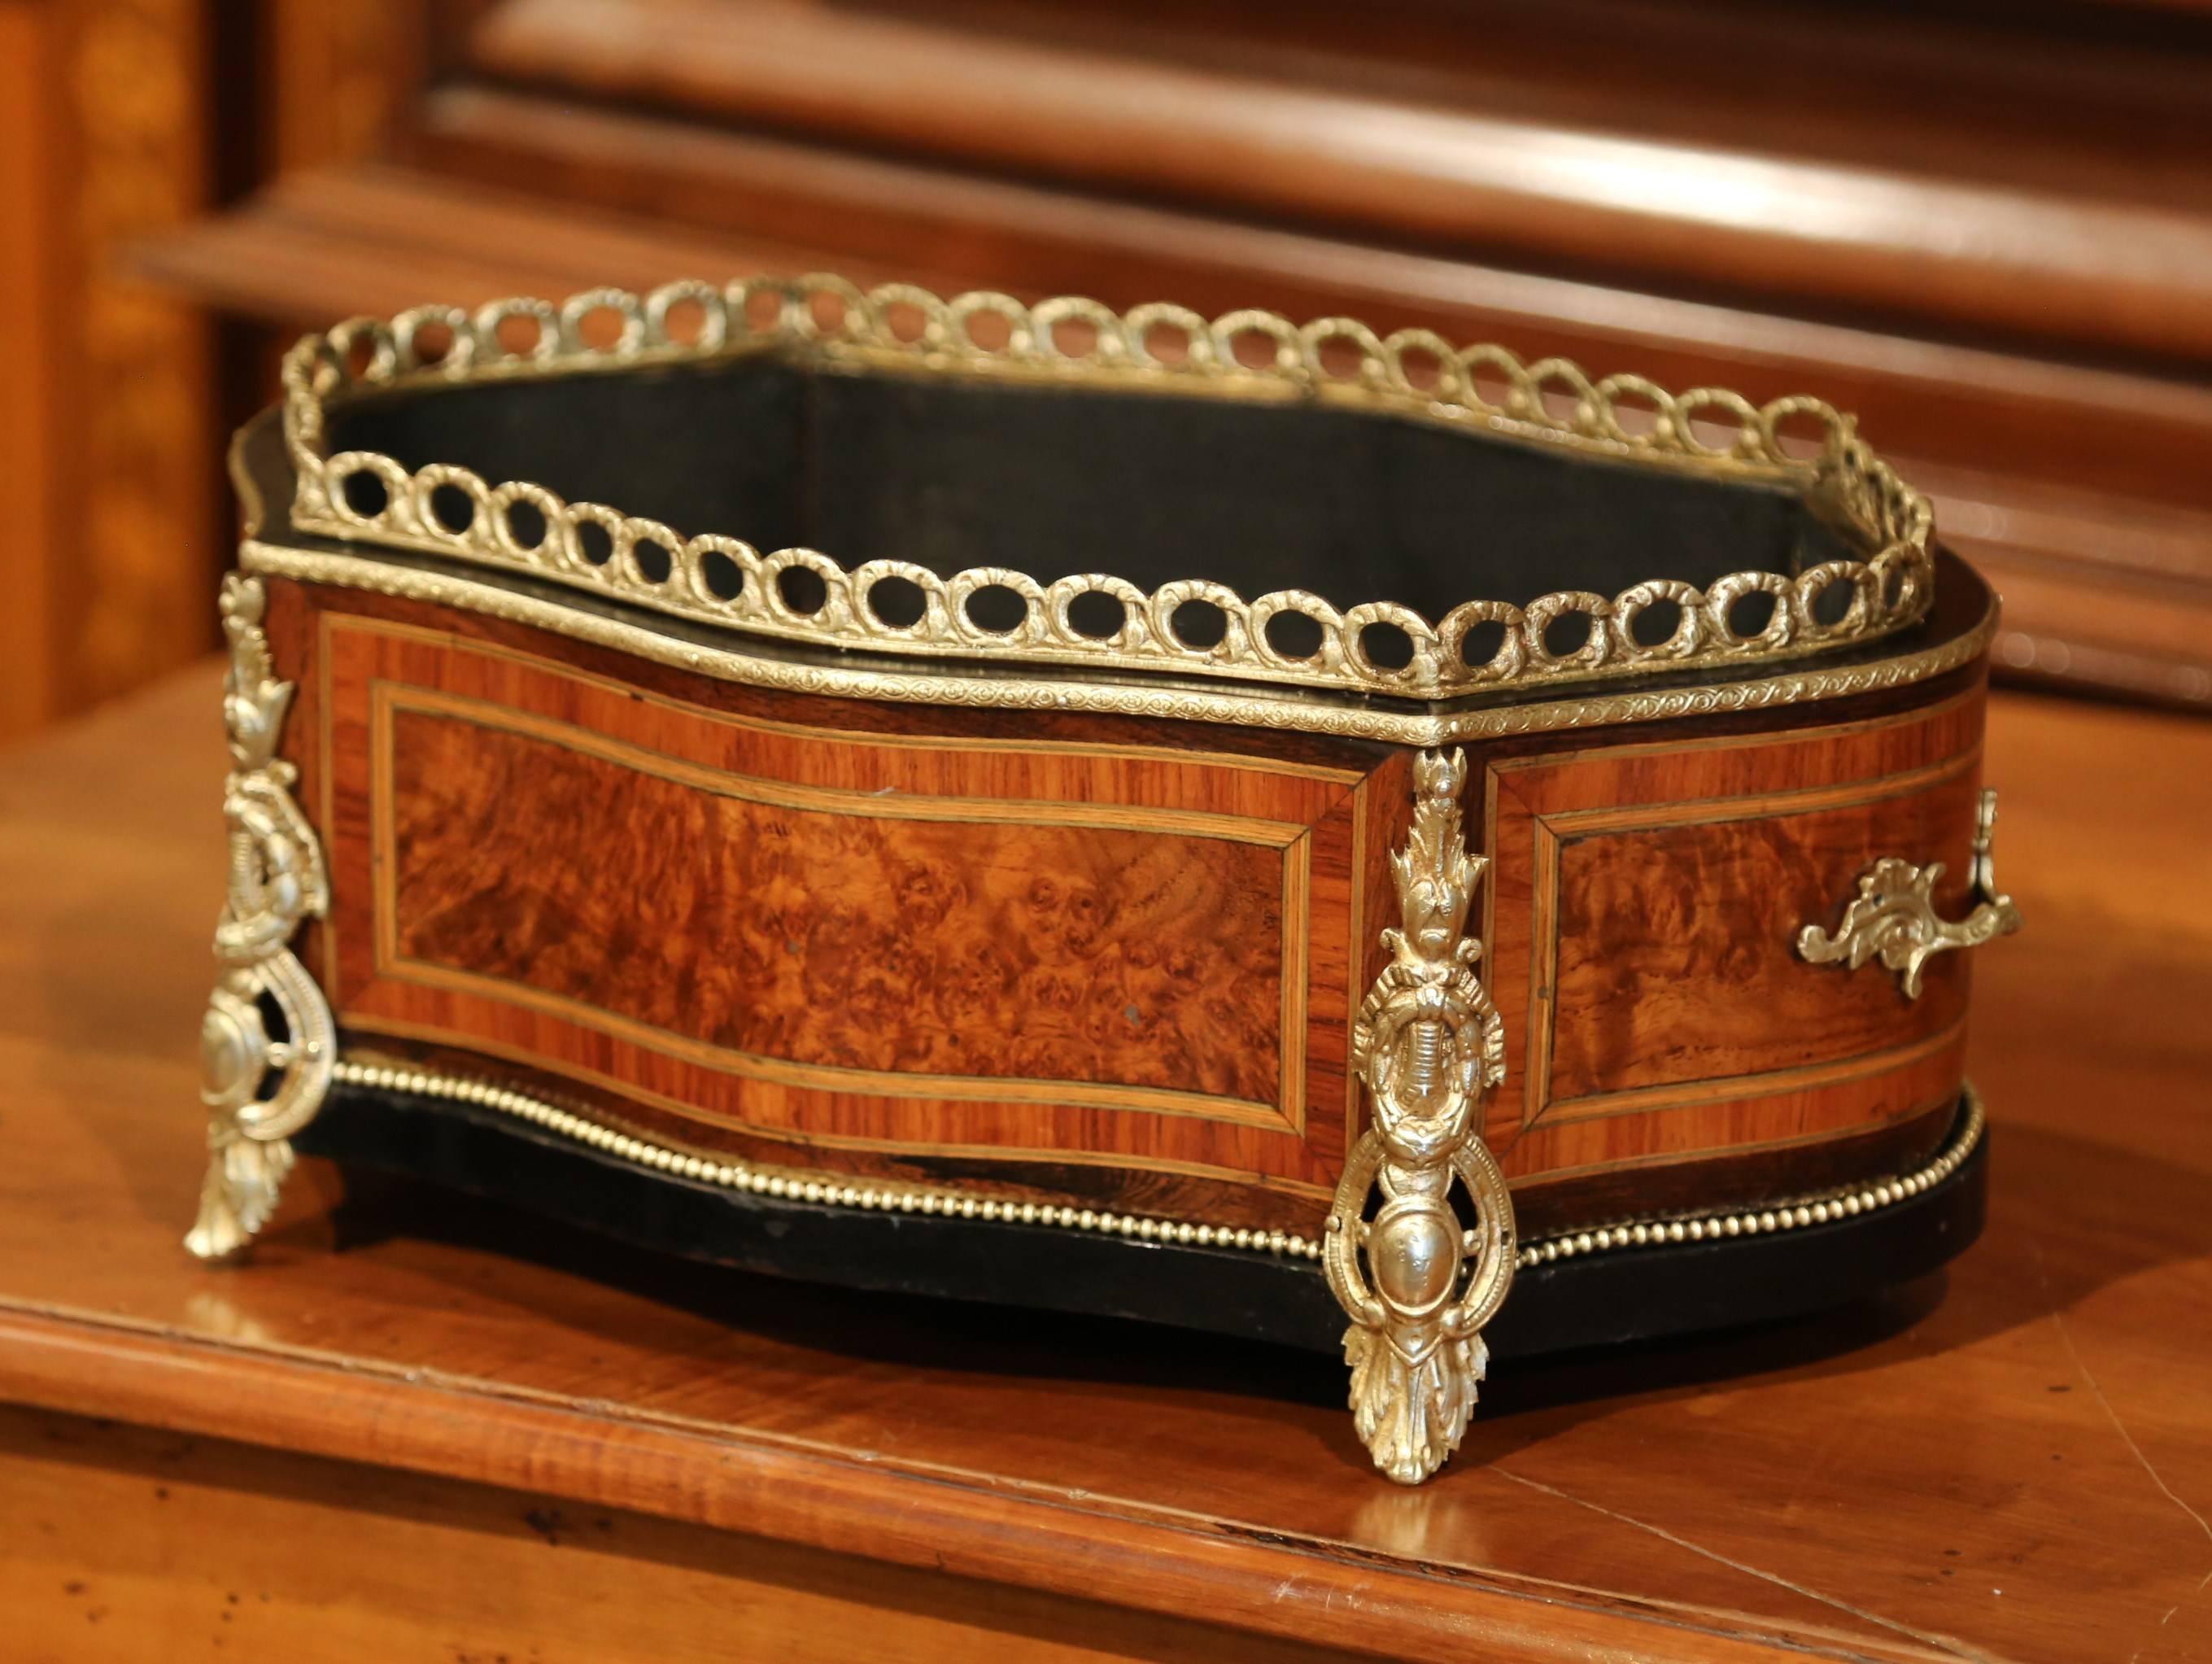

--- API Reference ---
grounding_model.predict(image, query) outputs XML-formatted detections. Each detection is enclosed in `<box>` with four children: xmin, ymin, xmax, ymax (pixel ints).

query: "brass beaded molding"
<box><xmin>330</xmin><ymin>1058</ymin><xmax>1984</xmax><ymax>1273</ymax></box>
<box><xmin>1522</xmin><ymin>1088</ymin><xmax>1985</xmax><ymax>1269</ymax></box>
<box><xmin>330</xmin><ymin>1058</ymin><xmax>1326</xmax><ymax>1260</ymax></box>
<box><xmin>278</xmin><ymin>275</ymin><xmax>1937</xmax><ymax>703</ymax></box>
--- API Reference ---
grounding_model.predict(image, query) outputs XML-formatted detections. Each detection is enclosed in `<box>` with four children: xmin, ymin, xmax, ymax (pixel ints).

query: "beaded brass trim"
<box><xmin>276</xmin><ymin>277</ymin><xmax>1935</xmax><ymax>703</ymax></box>
<box><xmin>330</xmin><ymin>1059</ymin><xmax>1326</xmax><ymax>1260</ymax></box>
<box><xmin>330</xmin><ymin>1056</ymin><xmax>1985</xmax><ymax>1275</ymax></box>
<box><xmin>1524</xmin><ymin>1087</ymin><xmax>1986</xmax><ymax>1265</ymax></box>
<box><xmin>240</xmin><ymin>542</ymin><xmax>1996</xmax><ymax>749</ymax></box>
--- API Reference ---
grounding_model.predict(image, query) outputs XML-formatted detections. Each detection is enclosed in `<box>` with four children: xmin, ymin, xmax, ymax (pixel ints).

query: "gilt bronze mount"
<box><xmin>1798</xmin><ymin>788</ymin><xmax>2025</xmax><ymax>998</ymax></box>
<box><xmin>187</xmin><ymin>574</ymin><xmax>335</xmax><ymax>1261</ymax></box>
<box><xmin>1324</xmin><ymin>750</ymin><xmax>1515</xmax><ymax>1483</ymax></box>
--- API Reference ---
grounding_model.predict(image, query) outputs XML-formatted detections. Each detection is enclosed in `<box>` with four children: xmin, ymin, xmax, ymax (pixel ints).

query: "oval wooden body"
<box><xmin>255</xmin><ymin>563</ymin><xmax>1991</xmax><ymax>1246</ymax></box>
<box><xmin>216</xmin><ymin>298</ymin><xmax>2005</xmax><ymax>1355</ymax></box>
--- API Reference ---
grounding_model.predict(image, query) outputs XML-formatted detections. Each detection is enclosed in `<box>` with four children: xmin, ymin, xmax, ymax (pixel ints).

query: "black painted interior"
<box><xmin>327</xmin><ymin>356</ymin><xmax>1856</xmax><ymax>622</ymax></box>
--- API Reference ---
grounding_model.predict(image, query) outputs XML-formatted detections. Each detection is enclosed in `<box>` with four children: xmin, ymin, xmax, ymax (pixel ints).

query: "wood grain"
<box><xmin>0</xmin><ymin>1403</ymin><xmax>1351</xmax><ymax>1663</ymax></box>
<box><xmin>467</xmin><ymin>0</ymin><xmax>2212</xmax><ymax>363</ymax></box>
<box><xmin>308</xmin><ymin>591</ymin><xmax>1368</xmax><ymax>1217</ymax></box>
<box><xmin>290</xmin><ymin>578</ymin><xmax>1984</xmax><ymax>1228</ymax></box>
<box><xmin>380</xmin><ymin>698</ymin><xmax>1294</xmax><ymax>1106</ymax></box>
<box><xmin>1544</xmin><ymin>775</ymin><xmax>1980</xmax><ymax>1098</ymax></box>
<box><xmin>402</xmin><ymin>89</ymin><xmax>2212</xmax><ymax>522</ymax></box>
<box><xmin>0</xmin><ymin>3</ymin><xmax>62</xmax><ymax>737</ymax></box>
<box><xmin>0</xmin><ymin>661</ymin><xmax>2208</xmax><ymax>1660</ymax></box>
<box><xmin>1478</xmin><ymin>689</ymin><xmax>1984</xmax><ymax>1201</ymax></box>
<box><xmin>0</xmin><ymin>0</ymin><xmax>220</xmax><ymax>740</ymax></box>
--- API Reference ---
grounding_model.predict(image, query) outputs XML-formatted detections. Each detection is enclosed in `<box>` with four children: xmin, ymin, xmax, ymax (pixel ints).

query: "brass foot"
<box><xmin>1323</xmin><ymin>750</ymin><xmax>1516</xmax><ymax>1484</ymax></box>
<box><xmin>188</xmin><ymin>576</ymin><xmax>332</xmax><ymax>1261</ymax></box>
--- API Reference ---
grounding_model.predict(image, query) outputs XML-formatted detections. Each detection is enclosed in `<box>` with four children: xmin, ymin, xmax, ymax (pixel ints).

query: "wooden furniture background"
<box><xmin>11</xmin><ymin>0</ymin><xmax>2212</xmax><ymax>736</ymax></box>
<box><xmin>0</xmin><ymin>0</ymin><xmax>219</xmax><ymax>740</ymax></box>
<box><xmin>143</xmin><ymin>0</ymin><xmax>2212</xmax><ymax>722</ymax></box>
<box><xmin>2</xmin><ymin>662</ymin><xmax>2206</xmax><ymax>1660</ymax></box>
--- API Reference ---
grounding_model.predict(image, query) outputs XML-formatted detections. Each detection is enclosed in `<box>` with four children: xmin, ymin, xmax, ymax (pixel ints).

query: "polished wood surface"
<box><xmin>381</xmin><ymin>705</ymin><xmax>1297</xmax><ymax>1098</ymax></box>
<box><xmin>0</xmin><ymin>1403</ymin><xmax>1346</xmax><ymax>1663</ymax></box>
<box><xmin>302</xmin><ymin>587</ymin><xmax>1381</xmax><ymax>1225</ymax></box>
<box><xmin>124</xmin><ymin>0</ymin><xmax>2212</xmax><ymax>714</ymax></box>
<box><xmin>0</xmin><ymin>3</ymin><xmax>60</xmax><ymax>737</ymax></box>
<box><xmin>2</xmin><ymin>660</ymin><xmax>2205</xmax><ymax>1659</ymax></box>
<box><xmin>0</xmin><ymin>0</ymin><xmax>220</xmax><ymax>740</ymax></box>
<box><xmin>1486</xmin><ymin>692</ymin><xmax>1984</xmax><ymax>1194</ymax></box>
<box><xmin>278</xmin><ymin>570</ymin><xmax>1987</xmax><ymax>1235</ymax></box>
<box><xmin>469</xmin><ymin>0</ymin><xmax>2212</xmax><ymax>361</ymax></box>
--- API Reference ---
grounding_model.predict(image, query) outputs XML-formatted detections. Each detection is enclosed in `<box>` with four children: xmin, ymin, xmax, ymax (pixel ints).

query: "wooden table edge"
<box><xmin>0</xmin><ymin>1295</ymin><xmax>1963</xmax><ymax>1664</ymax></box>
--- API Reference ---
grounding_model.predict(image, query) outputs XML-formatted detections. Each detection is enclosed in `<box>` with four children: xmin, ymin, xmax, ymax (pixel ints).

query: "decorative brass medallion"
<box><xmin>1324</xmin><ymin>750</ymin><xmax>1516</xmax><ymax>1485</ymax></box>
<box><xmin>185</xmin><ymin>574</ymin><xmax>334</xmax><ymax>1260</ymax></box>
<box><xmin>1797</xmin><ymin>787</ymin><xmax>2023</xmax><ymax>999</ymax></box>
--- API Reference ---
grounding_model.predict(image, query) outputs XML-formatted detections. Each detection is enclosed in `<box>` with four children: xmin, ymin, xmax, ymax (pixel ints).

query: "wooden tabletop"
<box><xmin>1</xmin><ymin>663</ymin><xmax>2206</xmax><ymax>1663</ymax></box>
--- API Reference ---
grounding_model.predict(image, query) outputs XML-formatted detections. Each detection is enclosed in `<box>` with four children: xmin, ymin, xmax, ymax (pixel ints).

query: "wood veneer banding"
<box><xmin>267</xmin><ymin>565</ymin><xmax>1992</xmax><ymax>1243</ymax></box>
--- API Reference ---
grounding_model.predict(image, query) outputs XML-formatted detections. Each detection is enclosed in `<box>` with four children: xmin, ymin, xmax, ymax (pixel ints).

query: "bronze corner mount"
<box><xmin>186</xmin><ymin>574</ymin><xmax>335</xmax><ymax>1260</ymax></box>
<box><xmin>1324</xmin><ymin>749</ymin><xmax>1516</xmax><ymax>1485</ymax></box>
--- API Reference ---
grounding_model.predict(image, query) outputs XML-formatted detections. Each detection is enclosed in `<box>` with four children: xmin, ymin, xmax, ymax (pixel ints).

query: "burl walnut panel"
<box><xmin>382</xmin><ymin>699</ymin><xmax>1291</xmax><ymax>1107</ymax></box>
<box><xmin>314</xmin><ymin>604</ymin><xmax>1376</xmax><ymax>1219</ymax></box>
<box><xmin>1485</xmin><ymin>688</ymin><xmax>1985</xmax><ymax>1201</ymax></box>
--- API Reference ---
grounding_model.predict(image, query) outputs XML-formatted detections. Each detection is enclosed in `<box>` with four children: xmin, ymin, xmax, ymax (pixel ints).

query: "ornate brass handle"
<box><xmin>1797</xmin><ymin>787</ymin><xmax>2022</xmax><ymax>999</ymax></box>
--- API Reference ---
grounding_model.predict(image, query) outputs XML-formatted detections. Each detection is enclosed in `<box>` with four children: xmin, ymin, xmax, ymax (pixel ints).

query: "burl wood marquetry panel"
<box><xmin>383</xmin><ymin>708</ymin><xmax>1295</xmax><ymax>1106</ymax></box>
<box><xmin>276</xmin><ymin>578</ymin><xmax>1982</xmax><ymax>1235</ymax></box>
<box><xmin>295</xmin><ymin>583</ymin><xmax>1403</xmax><ymax>1230</ymax></box>
<box><xmin>1482</xmin><ymin>692</ymin><xmax>1984</xmax><ymax>1221</ymax></box>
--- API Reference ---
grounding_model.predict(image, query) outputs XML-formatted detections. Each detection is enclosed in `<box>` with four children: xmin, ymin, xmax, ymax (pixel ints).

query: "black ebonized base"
<box><xmin>294</xmin><ymin>1083</ymin><xmax>1987</xmax><ymax>1359</ymax></box>
<box><xmin>294</xmin><ymin>1080</ymin><xmax>1991</xmax><ymax>1363</ymax></box>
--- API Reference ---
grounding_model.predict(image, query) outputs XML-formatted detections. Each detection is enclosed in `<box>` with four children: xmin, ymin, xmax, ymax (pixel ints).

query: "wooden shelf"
<box><xmin>135</xmin><ymin>152</ymin><xmax>2212</xmax><ymax>712</ymax></box>
<box><xmin>470</xmin><ymin>0</ymin><xmax>2212</xmax><ymax>364</ymax></box>
<box><xmin>2</xmin><ymin>662</ymin><xmax>2209</xmax><ymax>1659</ymax></box>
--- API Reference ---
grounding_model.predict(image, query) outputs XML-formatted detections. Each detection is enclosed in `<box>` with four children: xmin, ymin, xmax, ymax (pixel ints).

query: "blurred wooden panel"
<box><xmin>116</xmin><ymin>0</ymin><xmax>2212</xmax><ymax>716</ymax></box>
<box><xmin>0</xmin><ymin>2</ymin><xmax>63</xmax><ymax>737</ymax></box>
<box><xmin>0</xmin><ymin>0</ymin><xmax>218</xmax><ymax>740</ymax></box>
<box><xmin>467</xmin><ymin>0</ymin><xmax>2212</xmax><ymax>362</ymax></box>
<box><xmin>261</xmin><ymin>0</ymin><xmax>425</xmax><ymax>173</ymax></box>
<box><xmin>64</xmin><ymin>0</ymin><xmax>218</xmax><ymax>711</ymax></box>
<box><xmin>135</xmin><ymin>152</ymin><xmax>2212</xmax><ymax>714</ymax></box>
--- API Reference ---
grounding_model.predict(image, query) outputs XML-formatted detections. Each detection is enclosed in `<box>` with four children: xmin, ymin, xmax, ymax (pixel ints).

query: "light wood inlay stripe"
<box><xmin>1539</xmin><ymin>748</ymin><xmax>1981</xmax><ymax>837</ymax></box>
<box><xmin>332</xmin><ymin>613</ymin><xmax>1368</xmax><ymax>784</ymax></box>
<box><xmin>378</xmin><ymin>683</ymin><xmax>1315</xmax><ymax>846</ymax></box>
<box><xmin>1541</xmin><ymin>1018</ymin><xmax>1968</xmax><ymax>1125</ymax></box>
<box><xmin>338</xmin><ymin>1015</ymin><xmax>1335</xmax><ymax>1200</ymax></box>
